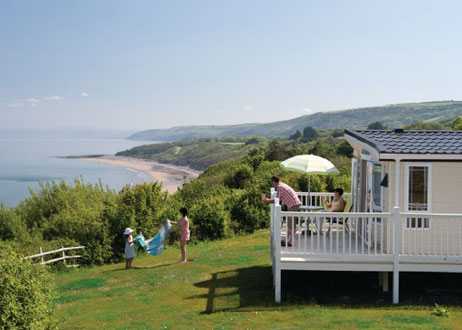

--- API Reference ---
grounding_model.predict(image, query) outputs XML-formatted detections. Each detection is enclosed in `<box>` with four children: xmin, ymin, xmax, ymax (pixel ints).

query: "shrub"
<box><xmin>432</xmin><ymin>303</ymin><xmax>450</xmax><ymax>317</ymax></box>
<box><xmin>0</xmin><ymin>248</ymin><xmax>55</xmax><ymax>329</ymax></box>
<box><xmin>230</xmin><ymin>188</ymin><xmax>269</xmax><ymax>233</ymax></box>
<box><xmin>190</xmin><ymin>199</ymin><xmax>228</xmax><ymax>240</ymax></box>
<box><xmin>0</xmin><ymin>204</ymin><xmax>27</xmax><ymax>240</ymax></box>
<box><xmin>224</xmin><ymin>164</ymin><xmax>253</xmax><ymax>189</ymax></box>
<box><xmin>453</xmin><ymin>116</ymin><xmax>462</xmax><ymax>130</ymax></box>
<box><xmin>110</xmin><ymin>182</ymin><xmax>168</xmax><ymax>261</ymax></box>
<box><xmin>297</xmin><ymin>174</ymin><xmax>323</xmax><ymax>193</ymax></box>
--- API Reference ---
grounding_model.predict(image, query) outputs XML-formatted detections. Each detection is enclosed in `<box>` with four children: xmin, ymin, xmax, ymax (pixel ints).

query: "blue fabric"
<box><xmin>134</xmin><ymin>220</ymin><xmax>172</xmax><ymax>256</ymax></box>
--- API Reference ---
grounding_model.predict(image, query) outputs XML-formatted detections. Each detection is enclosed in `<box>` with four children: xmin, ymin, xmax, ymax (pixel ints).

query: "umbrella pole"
<box><xmin>308</xmin><ymin>176</ymin><xmax>311</xmax><ymax>206</ymax></box>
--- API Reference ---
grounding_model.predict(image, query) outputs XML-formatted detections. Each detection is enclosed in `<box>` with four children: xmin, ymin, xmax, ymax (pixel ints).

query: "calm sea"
<box><xmin>0</xmin><ymin>137</ymin><xmax>154</xmax><ymax>206</ymax></box>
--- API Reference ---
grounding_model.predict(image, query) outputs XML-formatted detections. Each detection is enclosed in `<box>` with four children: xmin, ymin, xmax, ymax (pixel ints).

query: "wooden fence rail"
<box><xmin>24</xmin><ymin>246</ymin><xmax>85</xmax><ymax>267</ymax></box>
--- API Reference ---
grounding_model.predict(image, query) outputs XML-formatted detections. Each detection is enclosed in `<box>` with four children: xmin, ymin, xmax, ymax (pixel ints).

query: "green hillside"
<box><xmin>116</xmin><ymin>137</ymin><xmax>262</xmax><ymax>171</ymax></box>
<box><xmin>129</xmin><ymin>101</ymin><xmax>462</xmax><ymax>141</ymax></box>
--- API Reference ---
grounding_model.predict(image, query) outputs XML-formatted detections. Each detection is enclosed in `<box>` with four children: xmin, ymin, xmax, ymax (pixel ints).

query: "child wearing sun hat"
<box><xmin>124</xmin><ymin>227</ymin><xmax>136</xmax><ymax>269</ymax></box>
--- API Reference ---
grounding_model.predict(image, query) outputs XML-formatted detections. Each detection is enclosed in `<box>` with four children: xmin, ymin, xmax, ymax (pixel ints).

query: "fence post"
<box><xmin>40</xmin><ymin>247</ymin><xmax>44</xmax><ymax>264</ymax></box>
<box><xmin>274</xmin><ymin>199</ymin><xmax>282</xmax><ymax>303</ymax></box>
<box><xmin>393</xmin><ymin>206</ymin><xmax>400</xmax><ymax>304</ymax></box>
<box><xmin>61</xmin><ymin>246</ymin><xmax>66</xmax><ymax>265</ymax></box>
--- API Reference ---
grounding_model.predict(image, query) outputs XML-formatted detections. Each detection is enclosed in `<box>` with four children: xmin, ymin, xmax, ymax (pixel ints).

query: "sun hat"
<box><xmin>124</xmin><ymin>227</ymin><xmax>134</xmax><ymax>235</ymax></box>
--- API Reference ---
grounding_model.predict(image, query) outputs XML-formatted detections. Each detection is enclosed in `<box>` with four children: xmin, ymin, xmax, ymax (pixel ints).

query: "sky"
<box><xmin>1</xmin><ymin>0</ymin><xmax>462</xmax><ymax>131</ymax></box>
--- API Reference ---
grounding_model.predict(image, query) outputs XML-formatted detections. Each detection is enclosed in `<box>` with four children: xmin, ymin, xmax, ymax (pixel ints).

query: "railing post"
<box><xmin>39</xmin><ymin>247</ymin><xmax>44</xmax><ymax>264</ymax></box>
<box><xmin>61</xmin><ymin>246</ymin><xmax>66</xmax><ymax>265</ymax></box>
<box><xmin>270</xmin><ymin>189</ymin><xmax>274</xmax><ymax>267</ymax></box>
<box><xmin>393</xmin><ymin>206</ymin><xmax>400</xmax><ymax>304</ymax></box>
<box><xmin>274</xmin><ymin>199</ymin><xmax>282</xmax><ymax>303</ymax></box>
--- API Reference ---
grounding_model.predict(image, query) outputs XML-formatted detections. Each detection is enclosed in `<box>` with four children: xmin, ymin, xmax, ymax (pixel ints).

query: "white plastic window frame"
<box><xmin>404</xmin><ymin>162</ymin><xmax>432</xmax><ymax>230</ymax></box>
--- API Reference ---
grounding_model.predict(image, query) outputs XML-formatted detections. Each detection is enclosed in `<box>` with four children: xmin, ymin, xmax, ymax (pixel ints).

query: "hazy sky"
<box><xmin>1</xmin><ymin>1</ymin><xmax>462</xmax><ymax>130</ymax></box>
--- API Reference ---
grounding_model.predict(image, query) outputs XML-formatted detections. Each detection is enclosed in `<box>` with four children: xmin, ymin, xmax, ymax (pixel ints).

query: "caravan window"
<box><xmin>407</xmin><ymin>165</ymin><xmax>430</xmax><ymax>211</ymax></box>
<box><xmin>405</xmin><ymin>163</ymin><xmax>432</xmax><ymax>229</ymax></box>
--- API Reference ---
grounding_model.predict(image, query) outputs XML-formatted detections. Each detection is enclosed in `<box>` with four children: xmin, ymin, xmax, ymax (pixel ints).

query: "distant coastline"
<box><xmin>77</xmin><ymin>155</ymin><xmax>201</xmax><ymax>194</ymax></box>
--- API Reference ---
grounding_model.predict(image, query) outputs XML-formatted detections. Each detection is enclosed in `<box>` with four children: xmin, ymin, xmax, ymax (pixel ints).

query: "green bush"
<box><xmin>0</xmin><ymin>204</ymin><xmax>27</xmax><ymax>241</ymax></box>
<box><xmin>190</xmin><ymin>199</ymin><xmax>228</xmax><ymax>240</ymax></box>
<box><xmin>224</xmin><ymin>163</ymin><xmax>253</xmax><ymax>189</ymax></box>
<box><xmin>109</xmin><ymin>182</ymin><xmax>168</xmax><ymax>261</ymax></box>
<box><xmin>453</xmin><ymin>116</ymin><xmax>462</xmax><ymax>130</ymax></box>
<box><xmin>230</xmin><ymin>188</ymin><xmax>269</xmax><ymax>233</ymax></box>
<box><xmin>432</xmin><ymin>303</ymin><xmax>450</xmax><ymax>317</ymax></box>
<box><xmin>0</xmin><ymin>248</ymin><xmax>55</xmax><ymax>329</ymax></box>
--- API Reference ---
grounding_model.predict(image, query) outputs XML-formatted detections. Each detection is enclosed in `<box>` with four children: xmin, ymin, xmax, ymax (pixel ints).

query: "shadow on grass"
<box><xmin>191</xmin><ymin>266</ymin><xmax>462</xmax><ymax>314</ymax></box>
<box><xmin>104</xmin><ymin>262</ymin><xmax>178</xmax><ymax>273</ymax></box>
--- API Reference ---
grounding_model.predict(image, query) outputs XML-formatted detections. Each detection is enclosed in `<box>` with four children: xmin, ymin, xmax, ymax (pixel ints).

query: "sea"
<box><xmin>0</xmin><ymin>134</ymin><xmax>155</xmax><ymax>206</ymax></box>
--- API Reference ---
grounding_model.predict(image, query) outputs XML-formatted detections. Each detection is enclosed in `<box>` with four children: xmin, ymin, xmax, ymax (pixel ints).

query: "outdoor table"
<box><xmin>299</xmin><ymin>205</ymin><xmax>324</xmax><ymax>212</ymax></box>
<box><xmin>299</xmin><ymin>205</ymin><xmax>324</xmax><ymax>234</ymax></box>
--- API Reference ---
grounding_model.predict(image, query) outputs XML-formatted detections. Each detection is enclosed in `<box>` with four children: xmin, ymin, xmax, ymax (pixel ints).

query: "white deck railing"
<box><xmin>399</xmin><ymin>212</ymin><xmax>462</xmax><ymax>260</ymax></box>
<box><xmin>276</xmin><ymin>210</ymin><xmax>393</xmax><ymax>259</ymax></box>
<box><xmin>295</xmin><ymin>191</ymin><xmax>352</xmax><ymax>208</ymax></box>
<box><xmin>271</xmin><ymin>190</ymin><xmax>462</xmax><ymax>260</ymax></box>
<box><xmin>270</xmin><ymin>189</ymin><xmax>462</xmax><ymax>303</ymax></box>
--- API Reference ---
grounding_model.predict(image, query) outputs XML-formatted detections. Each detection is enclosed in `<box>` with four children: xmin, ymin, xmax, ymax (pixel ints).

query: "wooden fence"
<box><xmin>24</xmin><ymin>246</ymin><xmax>85</xmax><ymax>267</ymax></box>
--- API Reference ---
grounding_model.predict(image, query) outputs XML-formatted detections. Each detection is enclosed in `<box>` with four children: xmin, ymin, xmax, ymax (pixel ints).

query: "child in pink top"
<box><xmin>170</xmin><ymin>208</ymin><xmax>190</xmax><ymax>263</ymax></box>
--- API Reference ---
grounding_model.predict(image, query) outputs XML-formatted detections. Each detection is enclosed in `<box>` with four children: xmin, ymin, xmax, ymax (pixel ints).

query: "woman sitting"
<box><xmin>323</xmin><ymin>188</ymin><xmax>346</xmax><ymax>212</ymax></box>
<box><xmin>319</xmin><ymin>188</ymin><xmax>347</xmax><ymax>235</ymax></box>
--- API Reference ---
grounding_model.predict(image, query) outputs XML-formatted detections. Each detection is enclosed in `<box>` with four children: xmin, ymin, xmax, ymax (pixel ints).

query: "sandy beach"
<box><xmin>79</xmin><ymin>155</ymin><xmax>201</xmax><ymax>194</ymax></box>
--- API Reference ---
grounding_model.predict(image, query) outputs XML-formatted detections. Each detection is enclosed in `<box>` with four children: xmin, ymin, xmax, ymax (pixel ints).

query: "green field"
<box><xmin>53</xmin><ymin>231</ymin><xmax>462</xmax><ymax>329</ymax></box>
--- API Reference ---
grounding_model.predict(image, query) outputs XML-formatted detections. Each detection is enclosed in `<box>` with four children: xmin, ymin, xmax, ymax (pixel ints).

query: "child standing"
<box><xmin>124</xmin><ymin>227</ymin><xmax>136</xmax><ymax>269</ymax></box>
<box><xmin>170</xmin><ymin>208</ymin><xmax>190</xmax><ymax>263</ymax></box>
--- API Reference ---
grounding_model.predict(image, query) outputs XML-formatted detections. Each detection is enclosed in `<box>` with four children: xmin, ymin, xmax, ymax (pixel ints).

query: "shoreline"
<box><xmin>78</xmin><ymin>155</ymin><xmax>201</xmax><ymax>194</ymax></box>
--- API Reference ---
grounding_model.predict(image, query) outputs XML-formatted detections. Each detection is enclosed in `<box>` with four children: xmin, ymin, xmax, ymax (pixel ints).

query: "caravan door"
<box><xmin>363</xmin><ymin>161</ymin><xmax>383</xmax><ymax>246</ymax></box>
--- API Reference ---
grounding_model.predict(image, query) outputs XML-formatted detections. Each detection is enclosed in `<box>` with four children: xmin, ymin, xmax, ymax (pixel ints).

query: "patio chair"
<box><xmin>326</xmin><ymin>204</ymin><xmax>352</xmax><ymax>235</ymax></box>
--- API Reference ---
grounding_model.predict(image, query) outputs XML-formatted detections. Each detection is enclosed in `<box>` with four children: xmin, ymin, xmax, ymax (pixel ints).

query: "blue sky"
<box><xmin>1</xmin><ymin>0</ymin><xmax>462</xmax><ymax>130</ymax></box>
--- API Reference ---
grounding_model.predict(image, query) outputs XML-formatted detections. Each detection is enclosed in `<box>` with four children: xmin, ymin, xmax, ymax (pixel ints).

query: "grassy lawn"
<box><xmin>53</xmin><ymin>231</ymin><xmax>462</xmax><ymax>329</ymax></box>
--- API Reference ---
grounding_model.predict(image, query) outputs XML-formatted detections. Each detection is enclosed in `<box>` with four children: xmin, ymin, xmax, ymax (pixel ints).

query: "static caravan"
<box><xmin>270</xmin><ymin>129</ymin><xmax>462</xmax><ymax>304</ymax></box>
<box><xmin>345</xmin><ymin>129</ymin><xmax>462</xmax><ymax>255</ymax></box>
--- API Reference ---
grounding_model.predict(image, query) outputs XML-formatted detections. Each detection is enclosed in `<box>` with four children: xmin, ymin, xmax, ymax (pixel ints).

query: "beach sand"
<box><xmin>79</xmin><ymin>155</ymin><xmax>201</xmax><ymax>194</ymax></box>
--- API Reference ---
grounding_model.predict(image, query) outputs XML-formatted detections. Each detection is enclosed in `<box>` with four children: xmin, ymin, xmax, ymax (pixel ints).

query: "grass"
<box><xmin>53</xmin><ymin>230</ymin><xmax>462</xmax><ymax>329</ymax></box>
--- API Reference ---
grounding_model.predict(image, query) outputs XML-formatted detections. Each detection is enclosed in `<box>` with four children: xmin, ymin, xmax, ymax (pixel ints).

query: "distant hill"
<box><xmin>0</xmin><ymin>128</ymin><xmax>137</xmax><ymax>139</ymax></box>
<box><xmin>129</xmin><ymin>101</ymin><xmax>462</xmax><ymax>141</ymax></box>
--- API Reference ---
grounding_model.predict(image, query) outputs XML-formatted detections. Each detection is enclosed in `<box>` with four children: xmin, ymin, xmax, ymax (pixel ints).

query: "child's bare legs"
<box><xmin>180</xmin><ymin>240</ymin><xmax>187</xmax><ymax>263</ymax></box>
<box><xmin>126</xmin><ymin>258</ymin><xmax>133</xmax><ymax>269</ymax></box>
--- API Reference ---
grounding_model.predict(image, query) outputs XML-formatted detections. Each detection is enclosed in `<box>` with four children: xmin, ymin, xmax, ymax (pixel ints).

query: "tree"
<box><xmin>404</xmin><ymin>122</ymin><xmax>445</xmax><ymax>130</ymax></box>
<box><xmin>367</xmin><ymin>121</ymin><xmax>386</xmax><ymax>130</ymax></box>
<box><xmin>265</xmin><ymin>141</ymin><xmax>286</xmax><ymax>161</ymax></box>
<box><xmin>452</xmin><ymin>116</ymin><xmax>462</xmax><ymax>130</ymax></box>
<box><xmin>302</xmin><ymin>127</ymin><xmax>318</xmax><ymax>140</ymax></box>
<box><xmin>335</xmin><ymin>141</ymin><xmax>354</xmax><ymax>158</ymax></box>
<box><xmin>289</xmin><ymin>130</ymin><xmax>302</xmax><ymax>140</ymax></box>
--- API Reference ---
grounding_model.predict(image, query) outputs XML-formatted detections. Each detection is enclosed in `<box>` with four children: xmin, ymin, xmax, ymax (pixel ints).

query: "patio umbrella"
<box><xmin>280</xmin><ymin>154</ymin><xmax>339</xmax><ymax>205</ymax></box>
